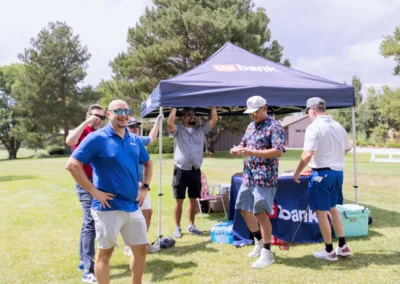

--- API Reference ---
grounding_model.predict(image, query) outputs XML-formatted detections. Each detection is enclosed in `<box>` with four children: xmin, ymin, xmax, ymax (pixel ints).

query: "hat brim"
<box><xmin>128</xmin><ymin>122</ymin><xmax>142</xmax><ymax>126</ymax></box>
<box><xmin>243</xmin><ymin>107</ymin><xmax>260</xmax><ymax>114</ymax></box>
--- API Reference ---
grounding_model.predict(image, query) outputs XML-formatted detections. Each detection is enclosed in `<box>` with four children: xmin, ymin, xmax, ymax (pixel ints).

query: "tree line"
<box><xmin>1</xmin><ymin>0</ymin><xmax>400</xmax><ymax>159</ymax></box>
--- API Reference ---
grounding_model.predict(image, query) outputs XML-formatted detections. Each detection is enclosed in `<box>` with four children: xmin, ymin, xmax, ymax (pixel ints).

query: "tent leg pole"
<box><xmin>158</xmin><ymin>107</ymin><xmax>163</xmax><ymax>237</ymax></box>
<box><xmin>351</xmin><ymin>107</ymin><xmax>358</xmax><ymax>204</ymax></box>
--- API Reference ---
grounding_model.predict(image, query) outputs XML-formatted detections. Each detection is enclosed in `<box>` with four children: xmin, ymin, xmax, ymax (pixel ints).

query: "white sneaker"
<box><xmin>148</xmin><ymin>243</ymin><xmax>160</xmax><ymax>253</ymax></box>
<box><xmin>124</xmin><ymin>246</ymin><xmax>132</xmax><ymax>257</ymax></box>
<box><xmin>313</xmin><ymin>248</ymin><xmax>338</xmax><ymax>261</ymax></box>
<box><xmin>335</xmin><ymin>244</ymin><xmax>352</xmax><ymax>257</ymax></box>
<box><xmin>82</xmin><ymin>272</ymin><xmax>97</xmax><ymax>283</ymax></box>
<box><xmin>251</xmin><ymin>248</ymin><xmax>275</xmax><ymax>268</ymax></box>
<box><xmin>248</xmin><ymin>238</ymin><xmax>263</xmax><ymax>258</ymax></box>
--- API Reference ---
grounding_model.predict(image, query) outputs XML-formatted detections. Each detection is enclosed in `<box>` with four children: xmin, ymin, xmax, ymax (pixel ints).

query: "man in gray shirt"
<box><xmin>167</xmin><ymin>107</ymin><xmax>217</xmax><ymax>238</ymax></box>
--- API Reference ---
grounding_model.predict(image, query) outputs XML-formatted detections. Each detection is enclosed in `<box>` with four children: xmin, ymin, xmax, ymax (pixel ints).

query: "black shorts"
<box><xmin>172</xmin><ymin>166</ymin><xmax>201</xmax><ymax>199</ymax></box>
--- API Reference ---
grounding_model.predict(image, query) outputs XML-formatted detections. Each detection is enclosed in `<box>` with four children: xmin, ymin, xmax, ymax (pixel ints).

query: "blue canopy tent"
<box><xmin>141</xmin><ymin>43</ymin><xmax>358</xmax><ymax>243</ymax></box>
<box><xmin>141</xmin><ymin>42</ymin><xmax>354</xmax><ymax>117</ymax></box>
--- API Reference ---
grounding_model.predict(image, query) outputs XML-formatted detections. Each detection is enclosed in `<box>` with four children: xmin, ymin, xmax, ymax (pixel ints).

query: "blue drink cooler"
<box><xmin>335</xmin><ymin>204</ymin><xmax>371</xmax><ymax>237</ymax></box>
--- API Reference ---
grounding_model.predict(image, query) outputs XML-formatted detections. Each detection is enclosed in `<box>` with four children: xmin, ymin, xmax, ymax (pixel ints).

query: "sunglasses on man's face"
<box><xmin>90</xmin><ymin>113</ymin><xmax>106</xmax><ymax>121</ymax></box>
<box><xmin>184</xmin><ymin>112</ymin><xmax>196</xmax><ymax>117</ymax></box>
<box><xmin>249</xmin><ymin>108</ymin><xmax>261</xmax><ymax>116</ymax></box>
<box><xmin>109</xmin><ymin>108</ymin><xmax>131</xmax><ymax>116</ymax></box>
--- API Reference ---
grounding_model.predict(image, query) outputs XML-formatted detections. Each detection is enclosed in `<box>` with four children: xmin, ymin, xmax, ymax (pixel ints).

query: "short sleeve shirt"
<box><xmin>73</xmin><ymin>125</ymin><xmax>94</xmax><ymax>179</ymax></box>
<box><xmin>240</xmin><ymin>117</ymin><xmax>285</xmax><ymax>188</ymax></box>
<box><xmin>72</xmin><ymin>123</ymin><xmax>150</xmax><ymax>212</ymax></box>
<box><xmin>171</xmin><ymin>122</ymin><xmax>212</xmax><ymax>170</ymax></box>
<box><xmin>304</xmin><ymin>115</ymin><xmax>351</xmax><ymax>171</ymax></box>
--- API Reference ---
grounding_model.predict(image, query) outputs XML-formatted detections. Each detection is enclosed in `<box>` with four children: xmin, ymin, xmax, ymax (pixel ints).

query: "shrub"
<box><xmin>47</xmin><ymin>147</ymin><xmax>67</xmax><ymax>156</ymax></box>
<box><xmin>147</xmin><ymin>137</ymin><xmax>174</xmax><ymax>154</ymax></box>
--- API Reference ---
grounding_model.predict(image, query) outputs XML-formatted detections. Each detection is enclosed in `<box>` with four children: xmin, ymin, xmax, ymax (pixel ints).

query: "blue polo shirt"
<box><xmin>72</xmin><ymin>123</ymin><xmax>150</xmax><ymax>212</ymax></box>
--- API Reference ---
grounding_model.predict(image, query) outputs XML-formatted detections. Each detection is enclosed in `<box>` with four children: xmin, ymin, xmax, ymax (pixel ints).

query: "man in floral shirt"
<box><xmin>230</xmin><ymin>95</ymin><xmax>285</xmax><ymax>269</ymax></box>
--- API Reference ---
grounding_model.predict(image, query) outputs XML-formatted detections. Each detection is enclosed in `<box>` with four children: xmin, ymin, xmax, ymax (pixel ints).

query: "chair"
<box><xmin>197</xmin><ymin>173</ymin><xmax>227</xmax><ymax>225</ymax></box>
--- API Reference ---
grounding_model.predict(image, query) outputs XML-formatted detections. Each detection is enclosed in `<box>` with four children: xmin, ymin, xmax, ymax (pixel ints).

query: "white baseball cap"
<box><xmin>243</xmin><ymin>96</ymin><xmax>267</xmax><ymax>114</ymax></box>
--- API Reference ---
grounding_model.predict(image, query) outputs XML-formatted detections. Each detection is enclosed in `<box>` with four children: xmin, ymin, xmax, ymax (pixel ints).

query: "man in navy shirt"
<box><xmin>65</xmin><ymin>100</ymin><xmax>153</xmax><ymax>284</ymax></box>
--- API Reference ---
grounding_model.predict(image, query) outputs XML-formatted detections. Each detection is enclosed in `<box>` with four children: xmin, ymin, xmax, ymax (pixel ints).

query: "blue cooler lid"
<box><xmin>336</xmin><ymin>204</ymin><xmax>371</xmax><ymax>215</ymax></box>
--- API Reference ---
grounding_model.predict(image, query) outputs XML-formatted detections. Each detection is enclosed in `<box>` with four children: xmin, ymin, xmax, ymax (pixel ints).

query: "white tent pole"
<box><xmin>351</xmin><ymin>107</ymin><xmax>358</xmax><ymax>204</ymax></box>
<box><xmin>158</xmin><ymin>107</ymin><xmax>163</xmax><ymax>237</ymax></box>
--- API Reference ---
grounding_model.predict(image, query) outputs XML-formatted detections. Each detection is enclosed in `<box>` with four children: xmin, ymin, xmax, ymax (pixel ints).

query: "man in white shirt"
<box><xmin>293</xmin><ymin>97</ymin><xmax>352</xmax><ymax>261</ymax></box>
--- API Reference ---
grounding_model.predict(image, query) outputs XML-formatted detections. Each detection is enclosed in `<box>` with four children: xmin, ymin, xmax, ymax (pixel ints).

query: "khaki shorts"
<box><xmin>91</xmin><ymin>209</ymin><xmax>147</xmax><ymax>249</ymax></box>
<box><xmin>140</xmin><ymin>194</ymin><xmax>152</xmax><ymax>210</ymax></box>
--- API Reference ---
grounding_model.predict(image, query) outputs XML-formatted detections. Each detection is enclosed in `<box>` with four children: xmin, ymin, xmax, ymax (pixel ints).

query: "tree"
<box><xmin>377</xmin><ymin>86</ymin><xmax>400</xmax><ymax>130</ymax></box>
<box><xmin>13</xmin><ymin>22</ymin><xmax>100</xmax><ymax>152</ymax></box>
<box><xmin>330</xmin><ymin>75</ymin><xmax>362</xmax><ymax>132</ymax></box>
<box><xmin>0</xmin><ymin>64</ymin><xmax>25</xmax><ymax>159</ymax></box>
<box><xmin>380</xmin><ymin>26</ymin><xmax>400</xmax><ymax>76</ymax></box>
<box><xmin>111</xmin><ymin>0</ymin><xmax>290</xmax><ymax>152</ymax></box>
<box><xmin>356</xmin><ymin>87</ymin><xmax>381</xmax><ymax>140</ymax></box>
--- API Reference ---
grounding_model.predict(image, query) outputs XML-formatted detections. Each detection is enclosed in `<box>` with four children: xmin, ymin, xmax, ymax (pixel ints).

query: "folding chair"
<box><xmin>197</xmin><ymin>173</ymin><xmax>227</xmax><ymax>227</ymax></box>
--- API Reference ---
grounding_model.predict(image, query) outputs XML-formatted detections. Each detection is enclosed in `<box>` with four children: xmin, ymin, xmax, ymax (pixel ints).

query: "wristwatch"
<box><xmin>141</xmin><ymin>183</ymin><xmax>150</xmax><ymax>191</ymax></box>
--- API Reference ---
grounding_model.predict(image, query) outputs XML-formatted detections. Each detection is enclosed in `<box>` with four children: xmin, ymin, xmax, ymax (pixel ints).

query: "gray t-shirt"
<box><xmin>171</xmin><ymin>122</ymin><xmax>212</xmax><ymax>170</ymax></box>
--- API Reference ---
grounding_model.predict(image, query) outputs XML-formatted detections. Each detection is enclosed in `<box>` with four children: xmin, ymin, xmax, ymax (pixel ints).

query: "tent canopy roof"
<box><xmin>141</xmin><ymin>42</ymin><xmax>354</xmax><ymax>117</ymax></box>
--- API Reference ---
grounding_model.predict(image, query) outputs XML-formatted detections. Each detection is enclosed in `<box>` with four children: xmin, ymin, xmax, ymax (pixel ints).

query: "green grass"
<box><xmin>0</xmin><ymin>151</ymin><xmax>399</xmax><ymax>283</ymax></box>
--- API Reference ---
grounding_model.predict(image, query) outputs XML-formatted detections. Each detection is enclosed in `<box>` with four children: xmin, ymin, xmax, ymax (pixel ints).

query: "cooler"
<box><xmin>335</xmin><ymin>204</ymin><xmax>371</xmax><ymax>237</ymax></box>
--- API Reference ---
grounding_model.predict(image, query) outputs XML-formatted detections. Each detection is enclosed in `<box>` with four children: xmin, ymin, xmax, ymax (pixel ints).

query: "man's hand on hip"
<box><xmin>92</xmin><ymin>189</ymin><xmax>115</xmax><ymax>208</ymax></box>
<box><xmin>137</xmin><ymin>188</ymin><xmax>148</xmax><ymax>207</ymax></box>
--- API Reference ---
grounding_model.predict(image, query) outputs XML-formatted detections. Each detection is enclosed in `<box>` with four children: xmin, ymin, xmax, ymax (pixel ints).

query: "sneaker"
<box><xmin>173</xmin><ymin>227</ymin><xmax>182</xmax><ymax>238</ymax></box>
<box><xmin>251</xmin><ymin>248</ymin><xmax>275</xmax><ymax>268</ymax></box>
<box><xmin>148</xmin><ymin>243</ymin><xmax>160</xmax><ymax>253</ymax></box>
<box><xmin>124</xmin><ymin>246</ymin><xmax>132</xmax><ymax>257</ymax></box>
<box><xmin>78</xmin><ymin>262</ymin><xmax>84</xmax><ymax>271</ymax></box>
<box><xmin>82</xmin><ymin>272</ymin><xmax>97</xmax><ymax>283</ymax></box>
<box><xmin>313</xmin><ymin>248</ymin><xmax>338</xmax><ymax>261</ymax></box>
<box><xmin>187</xmin><ymin>225</ymin><xmax>202</xmax><ymax>235</ymax></box>
<box><xmin>248</xmin><ymin>238</ymin><xmax>263</xmax><ymax>258</ymax></box>
<box><xmin>335</xmin><ymin>244</ymin><xmax>352</xmax><ymax>257</ymax></box>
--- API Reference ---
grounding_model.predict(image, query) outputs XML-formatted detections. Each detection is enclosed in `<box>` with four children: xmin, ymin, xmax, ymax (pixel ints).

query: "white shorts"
<box><xmin>140</xmin><ymin>194</ymin><xmax>152</xmax><ymax>210</ymax></box>
<box><xmin>91</xmin><ymin>209</ymin><xmax>147</xmax><ymax>249</ymax></box>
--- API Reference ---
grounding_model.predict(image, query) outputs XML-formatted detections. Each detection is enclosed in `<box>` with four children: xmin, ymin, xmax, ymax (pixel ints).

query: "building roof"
<box><xmin>280</xmin><ymin>114</ymin><xmax>309</xmax><ymax>128</ymax></box>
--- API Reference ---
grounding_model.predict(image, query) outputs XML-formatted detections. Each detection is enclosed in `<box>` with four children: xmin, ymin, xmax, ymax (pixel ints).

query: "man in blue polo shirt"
<box><xmin>65</xmin><ymin>99</ymin><xmax>153</xmax><ymax>284</ymax></box>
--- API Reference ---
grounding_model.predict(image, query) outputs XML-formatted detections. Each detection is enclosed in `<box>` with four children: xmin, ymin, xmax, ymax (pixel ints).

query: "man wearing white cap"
<box><xmin>293</xmin><ymin>97</ymin><xmax>352</xmax><ymax>261</ymax></box>
<box><xmin>125</xmin><ymin>115</ymin><xmax>163</xmax><ymax>255</ymax></box>
<box><xmin>230</xmin><ymin>96</ymin><xmax>285</xmax><ymax>269</ymax></box>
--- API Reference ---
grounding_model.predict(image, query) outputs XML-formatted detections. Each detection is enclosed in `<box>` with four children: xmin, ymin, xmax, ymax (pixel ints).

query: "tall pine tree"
<box><xmin>14</xmin><ymin>22</ymin><xmax>100</xmax><ymax>151</ymax></box>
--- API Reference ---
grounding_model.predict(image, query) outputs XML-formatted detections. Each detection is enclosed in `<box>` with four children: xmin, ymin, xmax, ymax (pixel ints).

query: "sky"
<box><xmin>1</xmin><ymin>0</ymin><xmax>400</xmax><ymax>96</ymax></box>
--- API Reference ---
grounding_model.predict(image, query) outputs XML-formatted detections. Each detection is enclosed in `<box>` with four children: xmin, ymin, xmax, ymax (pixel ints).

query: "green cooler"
<box><xmin>335</xmin><ymin>204</ymin><xmax>371</xmax><ymax>237</ymax></box>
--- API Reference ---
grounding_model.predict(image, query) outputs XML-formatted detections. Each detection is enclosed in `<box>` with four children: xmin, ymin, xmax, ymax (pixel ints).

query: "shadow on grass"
<box><xmin>344</xmin><ymin>199</ymin><xmax>400</xmax><ymax>229</ymax></box>
<box><xmin>277</xmin><ymin>250</ymin><xmax>400</xmax><ymax>270</ymax></box>
<box><xmin>0</xmin><ymin>175</ymin><xmax>38</xmax><ymax>183</ymax></box>
<box><xmin>157</xmin><ymin>240</ymin><xmax>218</xmax><ymax>256</ymax></box>
<box><xmin>112</xmin><ymin>259</ymin><xmax>197</xmax><ymax>282</ymax></box>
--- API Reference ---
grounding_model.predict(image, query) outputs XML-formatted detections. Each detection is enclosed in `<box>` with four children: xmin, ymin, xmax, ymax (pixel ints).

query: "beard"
<box><xmin>188</xmin><ymin>118</ymin><xmax>196</xmax><ymax>126</ymax></box>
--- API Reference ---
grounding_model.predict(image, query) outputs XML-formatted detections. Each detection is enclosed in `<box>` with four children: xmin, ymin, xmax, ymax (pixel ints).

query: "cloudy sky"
<box><xmin>1</xmin><ymin>0</ymin><xmax>399</xmax><ymax>95</ymax></box>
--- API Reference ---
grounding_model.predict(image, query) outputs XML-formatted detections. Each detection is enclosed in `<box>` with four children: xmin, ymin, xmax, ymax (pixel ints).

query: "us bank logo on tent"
<box><xmin>212</xmin><ymin>64</ymin><xmax>281</xmax><ymax>73</ymax></box>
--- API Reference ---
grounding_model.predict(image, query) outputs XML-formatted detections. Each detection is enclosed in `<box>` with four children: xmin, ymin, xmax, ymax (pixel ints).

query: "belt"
<box><xmin>312</xmin><ymin>167</ymin><xmax>331</xmax><ymax>171</ymax></box>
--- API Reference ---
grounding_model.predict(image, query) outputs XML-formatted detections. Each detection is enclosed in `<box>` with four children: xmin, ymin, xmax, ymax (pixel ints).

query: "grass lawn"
<box><xmin>0</xmin><ymin>150</ymin><xmax>399</xmax><ymax>284</ymax></box>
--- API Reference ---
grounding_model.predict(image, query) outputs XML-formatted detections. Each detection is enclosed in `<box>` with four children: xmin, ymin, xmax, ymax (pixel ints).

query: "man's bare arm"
<box><xmin>209</xmin><ymin>106</ymin><xmax>218</xmax><ymax>128</ymax></box>
<box><xmin>66</xmin><ymin>116</ymin><xmax>100</xmax><ymax>146</ymax></box>
<box><xmin>167</xmin><ymin>108</ymin><xmax>177</xmax><ymax>133</ymax></box>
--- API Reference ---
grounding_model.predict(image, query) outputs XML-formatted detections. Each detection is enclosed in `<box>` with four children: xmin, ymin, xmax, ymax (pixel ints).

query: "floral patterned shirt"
<box><xmin>240</xmin><ymin>117</ymin><xmax>285</xmax><ymax>188</ymax></box>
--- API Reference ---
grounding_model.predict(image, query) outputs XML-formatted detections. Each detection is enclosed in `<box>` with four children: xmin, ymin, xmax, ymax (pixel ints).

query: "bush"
<box><xmin>147</xmin><ymin>137</ymin><xmax>174</xmax><ymax>154</ymax></box>
<box><xmin>47</xmin><ymin>147</ymin><xmax>67</xmax><ymax>156</ymax></box>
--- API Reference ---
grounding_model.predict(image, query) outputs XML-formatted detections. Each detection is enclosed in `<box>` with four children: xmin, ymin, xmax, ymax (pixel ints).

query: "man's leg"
<box><xmin>174</xmin><ymin>199</ymin><xmax>184</xmax><ymax>228</ymax></box>
<box><xmin>241</xmin><ymin>210</ymin><xmax>259</xmax><ymax>232</ymax></box>
<box><xmin>80</xmin><ymin>197</ymin><xmax>95</xmax><ymax>273</ymax></box>
<box><xmin>329</xmin><ymin>207</ymin><xmax>344</xmax><ymax>238</ymax></box>
<box><xmin>188</xmin><ymin>198</ymin><xmax>197</xmax><ymax>226</ymax></box>
<box><xmin>316</xmin><ymin>210</ymin><xmax>332</xmax><ymax>244</ymax></box>
<box><xmin>256</xmin><ymin>212</ymin><xmax>272</xmax><ymax>244</ymax></box>
<box><xmin>129</xmin><ymin>244</ymin><xmax>147</xmax><ymax>284</ymax></box>
<box><xmin>95</xmin><ymin>247</ymin><xmax>114</xmax><ymax>284</ymax></box>
<box><xmin>142</xmin><ymin>209</ymin><xmax>152</xmax><ymax>231</ymax></box>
